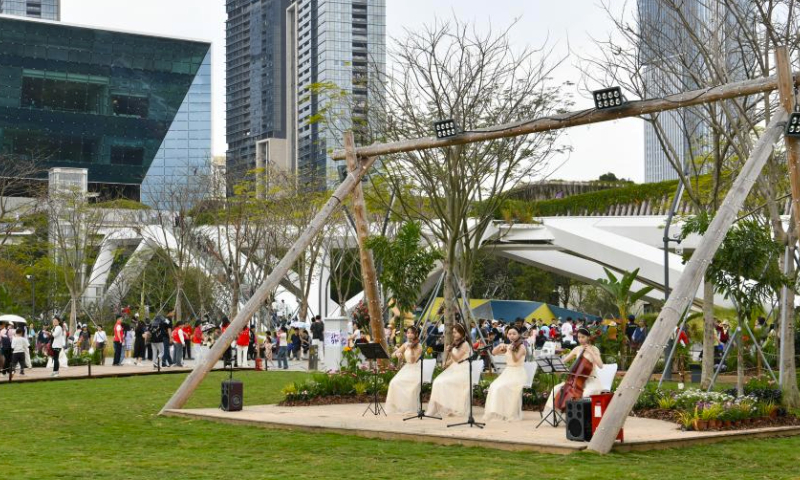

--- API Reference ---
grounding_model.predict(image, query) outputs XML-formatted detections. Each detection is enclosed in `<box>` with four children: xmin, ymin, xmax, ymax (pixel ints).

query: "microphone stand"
<box><xmin>447</xmin><ymin>347</ymin><xmax>489</xmax><ymax>429</ymax></box>
<box><xmin>404</xmin><ymin>348</ymin><xmax>441</xmax><ymax>421</ymax></box>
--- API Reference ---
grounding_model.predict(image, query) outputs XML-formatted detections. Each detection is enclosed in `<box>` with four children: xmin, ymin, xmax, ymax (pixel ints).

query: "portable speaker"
<box><xmin>565</xmin><ymin>398</ymin><xmax>593</xmax><ymax>442</ymax></box>
<box><xmin>221</xmin><ymin>379</ymin><xmax>243</xmax><ymax>412</ymax></box>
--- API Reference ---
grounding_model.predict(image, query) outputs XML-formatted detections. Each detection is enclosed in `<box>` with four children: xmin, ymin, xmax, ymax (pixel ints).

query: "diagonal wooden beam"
<box><xmin>586</xmin><ymin>110</ymin><xmax>789</xmax><ymax>454</ymax></box>
<box><xmin>331</xmin><ymin>71</ymin><xmax>800</xmax><ymax>160</ymax></box>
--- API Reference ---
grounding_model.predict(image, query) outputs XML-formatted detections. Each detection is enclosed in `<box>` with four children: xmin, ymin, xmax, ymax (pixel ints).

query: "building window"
<box><xmin>21</xmin><ymin>76</ymin><xmax>104</xmax><ymax>114</ymax></box>
<box><xmin>110</xmin><ymin>146</ymin><xmax>145</xmax><ymax>166</ymax></box>
<box><xmin>111</xmin><ymin>95</ymin><xmax>149</xmax><ymax>118</ymax></box>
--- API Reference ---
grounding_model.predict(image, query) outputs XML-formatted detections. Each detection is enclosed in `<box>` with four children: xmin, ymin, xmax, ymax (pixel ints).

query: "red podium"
<box><xmin>590</xmin><ymin>393</ymin><xmax>624</xmax><ymax>442</ymax></box>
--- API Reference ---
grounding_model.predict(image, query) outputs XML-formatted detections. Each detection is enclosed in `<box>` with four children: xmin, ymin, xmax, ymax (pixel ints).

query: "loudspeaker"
<box><xmin>565</xmin><ymin>398</ymin><xmax>593</xmax><ymax>442</ymax></box>
<box><xmin>221</xmin><ymin>379</ymin><xmax>243</xmax><ymax>412</ymax></box>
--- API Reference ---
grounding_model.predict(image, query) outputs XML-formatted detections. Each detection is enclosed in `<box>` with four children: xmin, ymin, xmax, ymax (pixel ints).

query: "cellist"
<box><xmin>542</xmin><ymin>327</ymin><xmax>604</xmax><ymax>418</ymax></box>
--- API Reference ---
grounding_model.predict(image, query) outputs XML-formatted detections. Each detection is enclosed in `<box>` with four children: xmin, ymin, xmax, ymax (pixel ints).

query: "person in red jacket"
<box><xmin>171</xmin><ymin>320</ymin><xmax>185</xmax><ymax>367</ymax></box>
<box><xmin>236</xmin><ymin>326</ymin><xmax>250</xmax><ymax>368</ymax></box>
<box><xmin>192</xmin><ymin>320</ymin><xmax>204</xmax><ymax>364</ymax></box>
<box><xmin>112</xmin><ymin>316</ymin><xmax>125</xmax><ymax>366</ymax></box>
<box><xmin>183</xmin><ymin>323</ymin><xmax>193</xmax><ymax>360</ymax></box>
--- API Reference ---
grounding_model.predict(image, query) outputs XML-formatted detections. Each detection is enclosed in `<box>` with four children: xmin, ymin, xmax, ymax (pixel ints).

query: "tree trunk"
<box><xmin>174</xmin><ymin>281</ymin><xmax>183</xmax><ymax>323</ymax></box>
<box><xmin>701</xmin><ymin>278</ymin><xmax>715</xmax><ymax>389</ymax></box>
<box><xmin>442</xmin><ymin>262</ymin><xmax>456</xmax><ymax>352</ymax></box>
<box><xmin>781</xmin><ymin>245</ymin><xmax>800</xmax><ymax>408</ymax></box>
<box><xmin>69</xmin><ymin>293</ymin><xmax>78</xmax><ymax>334</ymax></box>
<box><xmin>736</xmin><ymin>326</ymin><xmax>744</xmax><ymax>397</ymax></box>
<box><xmin>230</xmin><ymin>280</ymin><xmax>240</xmax><ymax>319</ymax></box>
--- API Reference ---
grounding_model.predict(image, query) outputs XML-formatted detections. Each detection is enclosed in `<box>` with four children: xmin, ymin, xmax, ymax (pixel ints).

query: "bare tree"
<box><xmin>0</xmin><ymin>157</ymin><xmax>45</xmax><ymax>248</ymax></box>
<box><xmin>373</xmin><ymin>17</ymin><xmax>566</xmax><ymax>347</ymax></box>
<box><xmin>46</xmin><ymin>180</ymin><xmax>106</xmax><ymax>332</ymax></box>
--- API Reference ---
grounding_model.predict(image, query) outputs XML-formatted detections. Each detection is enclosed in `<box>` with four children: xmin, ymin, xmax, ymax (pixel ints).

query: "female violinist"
<box><xmin>385</xmin><ymin>326</ymin><xmax>423</xmax><ymax>414</ymax></box>
<box><xmin>482</xmin><ymin>326</ymin><xmax>528</xmax><ymax>421</ymax></box>
<box><xmin>426</xmin><ymin>323</ymin><xmax>471</xmax><ymax>417</ymax></box>
<box><xmin>542</xmin><ymin>327</ymin><xmax>604</xmax><ymax>418</ymax></box>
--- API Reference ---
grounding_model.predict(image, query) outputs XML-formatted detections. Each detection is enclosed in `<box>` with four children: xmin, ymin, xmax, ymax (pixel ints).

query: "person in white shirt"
<box><xmin>50</xmin><ymin>317</ymin><xmax>65</xmax><ymax>377</ymax></box>
<box><xmin>561</xmin><ymin>319</ymin><xmax>575</xmax><ymax>346</ymax></box>
<box><xmin>93</xmin><ymin>328</ymin><xmax>107</xmax><ymax>364</ymax></box>
<box><xmin>10</xmin><ymin>328</ymin><xmax>30</xmax><ymax>375</ymax></box>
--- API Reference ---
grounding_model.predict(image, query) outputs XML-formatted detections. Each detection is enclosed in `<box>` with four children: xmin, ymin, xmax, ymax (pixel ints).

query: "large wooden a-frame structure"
<box><xmin>161</xmin><ymin>47</ymin><xmax>800</xmax><ymax>455</ymax></box>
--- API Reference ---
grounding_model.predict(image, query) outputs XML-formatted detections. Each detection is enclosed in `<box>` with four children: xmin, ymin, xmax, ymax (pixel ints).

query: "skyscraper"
<box><xmin>225</xmin><ymin>0</ymin><xmax>292</xmax><ymax>180</ymax></box>
<box><xmin>638</xmin><ymin>0</ymin><xmax>750</xmax><ymax>183</ymax></box>
<box><xmin>0</xmin><ymin>0</ymin><xmax>60</xmax><ymax>20</ymax></box>
<box><xmin>289</xmin><ymin>0</ymin><xmax>386</xmax><ymax>188</ymax></box>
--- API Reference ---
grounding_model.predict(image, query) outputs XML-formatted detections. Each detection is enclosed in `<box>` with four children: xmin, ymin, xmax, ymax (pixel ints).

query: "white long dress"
<box><xmin>482</xmin><ymin>346</ymin><xmax>527</xmax><ymax>421</ymax></box>
<box><xmin>426</xmin><ymin>342</ymin><xmax>471</xmax><ymax>417</ymax></box>
<box><xmin>542</xmin><ymin>345</ymin><xmax>603</xmax><ymax>420</ymax></box>
<box><xmin>385</xmin><ymin>343</ymin><xmax>422</xmax><ymax>414</ymax></box>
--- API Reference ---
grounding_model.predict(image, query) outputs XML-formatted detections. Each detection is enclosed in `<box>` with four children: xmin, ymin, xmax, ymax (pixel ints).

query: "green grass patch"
<box><xmin>1</xmin><ymin>372</ymin><xmax>799</xmax><ymax>479</ymax></box>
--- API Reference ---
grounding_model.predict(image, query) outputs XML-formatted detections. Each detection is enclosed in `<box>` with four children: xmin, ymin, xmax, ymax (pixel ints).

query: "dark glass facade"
<box><xmin>0</xmin><ymin>16</ymin><xmax>210</xmax><ymax>196</ymax></box>
<box><xmin>225</xmin><ymin>0</ymin><xmax>291</xmax><ymax>180</ymax></box>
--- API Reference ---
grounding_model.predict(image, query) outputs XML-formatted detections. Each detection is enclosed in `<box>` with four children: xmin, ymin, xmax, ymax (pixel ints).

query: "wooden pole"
<box><xmin>586</xmin><ymin>111</ymin><xmax>788</xmax><ymax>454</ymax></box>
<box><xmin>774</xmin><ymin>46</ymin><xmax>800</xmax><ymax>400</ymax></box>
<box><xmin>775</xmin><ymin>48</ymin><xmax>800</xmax><ymax>229</ymax></box>
<box><xmin>159</xmin><ymin>158</ymin><xmax>377</xmax><ymax>413</ymax></box>
<box><xmin>331</xmin><ymin>71</ymin><xmax>800</xmax><ymax>161</ymax></box>
<box><xmin>344</xmin><ymin>131</ymin><xmax>386</xmax><ymax>350</ymax></box>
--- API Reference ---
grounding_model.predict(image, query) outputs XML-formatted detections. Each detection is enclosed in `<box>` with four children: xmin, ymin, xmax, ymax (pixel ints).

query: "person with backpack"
<box><xmin>149</xmin><ymin>317</ymin><xmax>168</xmax><ymax>369</ymax></box>
<box><xmin>93</xmin><ymin>327</ymin><xmax>107</xmax><ymax>365</ymax></box>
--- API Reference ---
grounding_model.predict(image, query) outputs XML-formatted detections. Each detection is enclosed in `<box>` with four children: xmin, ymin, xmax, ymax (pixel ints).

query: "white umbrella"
<box><xmin>0</xmin><ymin>314</ymin><xmax>27</xmax><ymax>324</ymax></box>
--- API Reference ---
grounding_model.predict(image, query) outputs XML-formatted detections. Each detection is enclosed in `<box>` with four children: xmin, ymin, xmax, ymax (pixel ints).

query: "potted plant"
<box><xmin>677</xmin><ymin>410</ymin><xmax>695</xmax><ymax>431</ymax></box>
<box><xmin>693</xmin><ymin>406</ymin><xmax>708</xmax><ymax>431</ymax></box>
<box><xmin>700</xmin><ymin>403</ymin><xmax>722</xmax><ymax>429</ymax></box>
<box><xmin>719</xmin><ymin>407</ymin><xmax>733</xmax><ymax>428</ymax></box>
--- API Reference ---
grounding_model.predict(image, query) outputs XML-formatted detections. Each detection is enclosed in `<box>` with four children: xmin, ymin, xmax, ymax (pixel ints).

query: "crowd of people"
<box><xmin>0</xmin><ymin>310</ymin><xmax>328</xmax><ymax>378</ymax></box>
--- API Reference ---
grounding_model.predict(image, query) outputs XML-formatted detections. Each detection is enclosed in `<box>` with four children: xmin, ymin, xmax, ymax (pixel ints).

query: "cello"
<box><xmin>554</xmin><ymin>349</ymin><xmax>594</xmax><ymax>411</ymax></box>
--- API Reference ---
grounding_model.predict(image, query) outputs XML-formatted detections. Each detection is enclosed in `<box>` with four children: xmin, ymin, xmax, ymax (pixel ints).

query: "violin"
<box><xmin>509</xmin><ymin>338</ymin><xmax>524</xmax><ymax>353</ymax></box>
<box><xmin>554</xmin><ymin>349</ymin><xmax>594</xmax><ymax>411</ymax></box>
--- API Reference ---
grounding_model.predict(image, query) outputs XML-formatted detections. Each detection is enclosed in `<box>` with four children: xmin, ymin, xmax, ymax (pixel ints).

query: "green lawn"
<box><xmin>2</xmin><ymin>372</ymin><xmax>799</xmax><ymax>479</ymax></box>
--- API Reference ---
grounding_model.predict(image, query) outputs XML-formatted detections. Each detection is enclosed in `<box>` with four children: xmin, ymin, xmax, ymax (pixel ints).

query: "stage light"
<box><xmin>786</xmin><ymin>112</ymin><xmax>800</xmax><ymax>137</ymax></box>
<box><xmin>593</xmin><ymin>87</ymin><xmax>625</xmax><ymax>110</ymax></box>
<box><xmin>434</xmin><ymin>119</ymin><xmax>458</xmax><ymax>139</ymax></box>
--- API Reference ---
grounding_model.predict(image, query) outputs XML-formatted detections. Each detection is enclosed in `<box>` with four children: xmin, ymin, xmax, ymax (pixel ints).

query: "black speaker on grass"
<box><xmin>565</xmin><ymin>398</ymin><xmax>592</xmax><ymax>442</ymax></box>
<box><xmin>221</xmin><ymin>379</ymin><xmax>243</xmax><ymax>412</ymax></box>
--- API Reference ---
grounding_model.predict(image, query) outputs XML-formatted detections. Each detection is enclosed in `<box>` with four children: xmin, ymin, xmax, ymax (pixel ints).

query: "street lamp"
<box><xmin>25</xmin><ymin>274</ymin><xmax>35</xmax><ymax>322</ymax></box>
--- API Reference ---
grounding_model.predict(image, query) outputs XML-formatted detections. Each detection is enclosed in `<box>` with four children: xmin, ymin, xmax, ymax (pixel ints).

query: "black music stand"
<box><xmin>404</xmin><ymin>353</ymin><xmax>441</xmax><ymax>422</ymax></box>
<box><xmin>535</xmin><ymin>356</ymin><xmax>569</xmax><ymax>428</ymax></box>
<box><xmin>447</xmin><ymin>348</ymin><xmax>488</xmax><ymax>429</ymax></box>
<box><xmin>357</xmin><ymin>343</ymin><xmax>389</xmax><ymax>416</ymax></box>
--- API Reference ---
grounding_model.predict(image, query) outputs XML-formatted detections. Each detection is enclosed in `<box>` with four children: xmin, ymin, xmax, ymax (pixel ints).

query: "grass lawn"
<box><xmin>2</xmin><ymin>371</ymin><xmax>799</xmax><ymax>479</ymax></box>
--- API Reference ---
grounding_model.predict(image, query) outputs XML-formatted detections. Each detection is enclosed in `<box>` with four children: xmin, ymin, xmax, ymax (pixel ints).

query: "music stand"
<box><xmin>404</xmin><ymin>356</ymin><xmax>441</xmax><ymax>421</ymax></box>
<box><xmin>447</xmin><ymin>348</ymin><xmax>488</xmax><ymax>429</ymax></box>
<box><xmin>535</xmin><ymin>355</ymin><xmax>569</xmax><ymax>428</ymax></box>
<box><xmin>357</xmin><ymin>343</ymin><xmax>389</xmax><ymax>416</ymax></box>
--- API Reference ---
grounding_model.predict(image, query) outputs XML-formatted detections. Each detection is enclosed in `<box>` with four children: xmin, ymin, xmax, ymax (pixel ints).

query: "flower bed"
<box><xmin>631</xmin><ymin>378</ymin><xmax>799</xmax><ymax>432</ymax></box>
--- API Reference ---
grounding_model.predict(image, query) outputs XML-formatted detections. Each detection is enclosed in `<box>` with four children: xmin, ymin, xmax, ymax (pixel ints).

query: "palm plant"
<box><xmin>596</xmin><ymin>267</ymin><xmax>654</xmax><ymax>320</ymax></box>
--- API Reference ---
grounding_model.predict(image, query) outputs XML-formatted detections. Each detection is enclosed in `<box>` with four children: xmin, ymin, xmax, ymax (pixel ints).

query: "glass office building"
<box><xmin>0</xmin><ymin>0</ymin><xmax>60</xmax><ymax>21</ymax></box>
<box><xmin>0</xmin><ymin>15</ymin><xmax>211</xmax><ymax>201</ymax></box>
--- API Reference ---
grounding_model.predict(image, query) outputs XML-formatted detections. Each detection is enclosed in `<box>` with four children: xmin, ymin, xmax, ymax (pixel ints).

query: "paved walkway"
<box><xmin>1</xmin><ymin>356</ymin><xmax>313</xmax><ymax>383</ymax></box>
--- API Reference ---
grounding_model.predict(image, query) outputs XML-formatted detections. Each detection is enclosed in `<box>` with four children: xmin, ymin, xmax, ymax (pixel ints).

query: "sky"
<box><xmin>61</xmin><ymin>0</ymin><xmax>644</xmax><ymax>182</ymax></box>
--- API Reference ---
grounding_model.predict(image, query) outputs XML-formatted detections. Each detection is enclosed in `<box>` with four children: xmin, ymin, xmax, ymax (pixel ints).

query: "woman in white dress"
<box><xmin>426</xmin><ymin>323</ymin><xmax>471</xmax><ymax>418</ymax></box>
<box><xmin>542</xmin><ymin>327</ymin><xmax>604</xmax><ymax>419</ymax></box>
<box><xmin>482</xmin><ymin>326</ymin><xmax>528</xmax><ymax>421</ymax></box>
<box><xmin>385</xmin><ymin>326</ymin><xmax>423</xmax><ymax>414</ymax></box>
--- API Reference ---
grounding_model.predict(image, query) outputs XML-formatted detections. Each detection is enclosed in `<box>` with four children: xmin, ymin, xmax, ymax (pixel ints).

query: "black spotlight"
<box><xmin>786</xmin><ymin>112</ymin><xmax>800</xmax><ymax>137</ymax></box>
<box><xmin>593</xmin><ymin>87</ymin><xmax>625</xmax><ymax>110</ymax></box>
<box><xmin>434</xmin><ymin>119</ymin><xmax>459</xmax><ymax>139</ymax></box>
